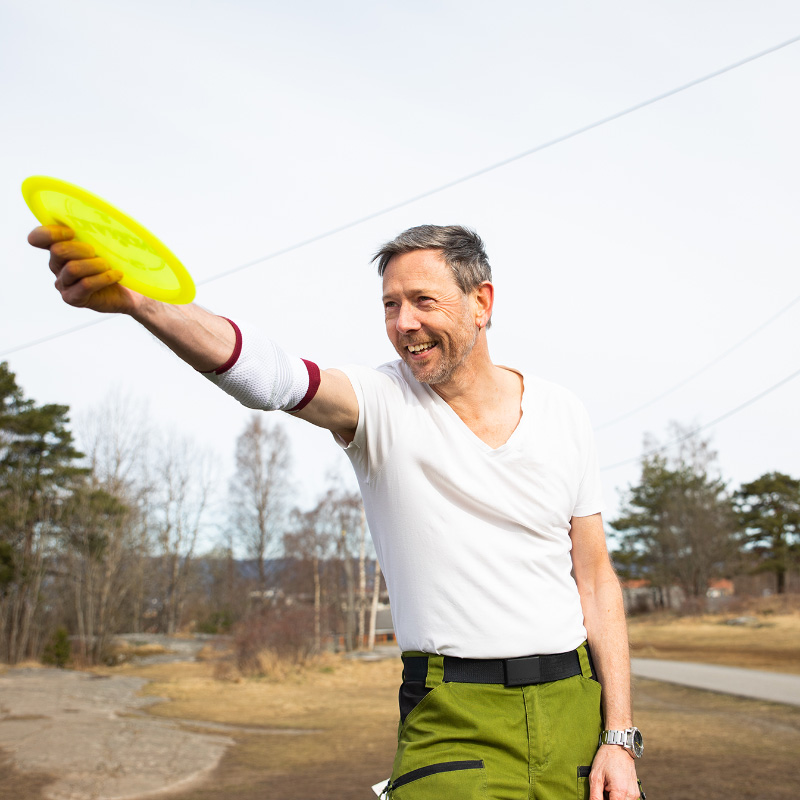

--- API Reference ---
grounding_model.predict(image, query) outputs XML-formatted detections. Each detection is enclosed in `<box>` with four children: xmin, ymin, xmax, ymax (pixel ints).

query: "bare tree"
<box><xmin>149</xmin><ymin>434</ymin><xmax>216</xmax><ymax>634</ymax></box>
<box><xmin>284</xmin><ymin>505</ymin><xmax>335</xmax><ymax>651</ymax></box>
<box><xmin>356</xmin><ymin>507</ymin><xmax>369</xmax><ymax>648</ymax></box>
<box><xmin>367</xmin><ymin>559</ymin><xmax>383</xmax><ymax>651</ymax></box>
<box><xmin>314</xmin><ymin>483</ymin><xmax>365</xmax><ymax>652</ymax></box>
<box><xmin>64</xmin><ymin>394</ymin><xmax>153</xmax><ymax>661</ymax></box>
<box><xmin>228</xmin><ymin>414</ymin><xmax>292</xmax><ymax>593</ymax></box>
<box><xmin>60</xmin><ymin>486</ymin><xmax>129</xmax><ymax>662</ymax></box>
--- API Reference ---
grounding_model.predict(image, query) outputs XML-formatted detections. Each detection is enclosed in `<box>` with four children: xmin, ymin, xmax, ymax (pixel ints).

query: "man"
<box><xmin>29</xmin><ymin>223</ymin><xmax>643</xmax><ymax>799</ymax></box>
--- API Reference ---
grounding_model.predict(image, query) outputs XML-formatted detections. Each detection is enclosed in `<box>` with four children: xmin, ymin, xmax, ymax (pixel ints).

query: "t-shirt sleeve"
<box><xmin>572</xmin><ymin>403</ymin><xmax>605</xmax><ymax>518</ymax></box>
<box><xmin>332</xmin><ymin>363</ymin><xmax>406</xmax><ymax>483</ymax></box>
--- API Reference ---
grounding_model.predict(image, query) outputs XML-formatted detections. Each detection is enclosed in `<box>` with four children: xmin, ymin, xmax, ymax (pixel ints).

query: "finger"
<box><xmin>58</xmin><ymin>258</ymin><xmax>114</xmax><ymax>289</ymax></box>
<box><xmin>589</xmin><ymin>773</ymin><xmax>605</xmax><ymax>800</ymax></box>
<box><xmin>51</xmin><ymin>240</ymin><xmax>96</xmax><ymax>261</ymax></box>
<box><xmin>48</xmin><ymin>241</ymin><xmax>98</xmax><ymax>275</ymax></box>
<box><xmin>58</xmin><ymin>268</ymin><xmax>124</xmax><ymax>307</ymax></box>
<box><xmin>28</xmin><ymin>225</ymin><xmax>75</xmax><ymax>249</ymax></box>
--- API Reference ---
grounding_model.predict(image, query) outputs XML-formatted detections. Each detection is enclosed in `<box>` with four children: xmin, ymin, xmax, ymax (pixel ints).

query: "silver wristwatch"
<box><xmin>599</xmin><ymin>727</ymin><xmax>643</xmax><ymax>758</ymax></box>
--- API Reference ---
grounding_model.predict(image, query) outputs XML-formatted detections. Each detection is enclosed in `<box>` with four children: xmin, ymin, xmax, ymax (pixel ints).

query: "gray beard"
<box><xmin>411</xmin><ymin>326</ymin><xmax>479</xmax><ymax>386</ymax></box>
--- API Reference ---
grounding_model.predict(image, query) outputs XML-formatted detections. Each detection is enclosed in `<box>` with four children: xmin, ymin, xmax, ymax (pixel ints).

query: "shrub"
<box><xmin>233</xmin><ymin>605</ymin><xmax>316</xmax><ymax>676</ymax></box>
<box><xmin>41</xmin><ymin>627</ymin><xmax>71</xmax><ymax>668</ymax></box>
<box><xmin>196</xmin><ymin>609</ymin><xmax>235</xmax><ymax>635</ymax></box>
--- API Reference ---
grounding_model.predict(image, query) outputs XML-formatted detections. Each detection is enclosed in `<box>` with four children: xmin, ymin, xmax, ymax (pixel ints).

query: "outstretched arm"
<box><xmin>570</xmin><ymin>512</ymin><xmax>641</xmax><ymax>800</ymax></box>
<box><xmin>28</xmin><ymin>225</ymin><xmax>359</xmax><ymax>441</ymax></box>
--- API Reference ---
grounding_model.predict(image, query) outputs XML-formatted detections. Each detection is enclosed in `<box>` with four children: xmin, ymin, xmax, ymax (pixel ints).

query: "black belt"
<box><xmin>402</xmin><ymin>646</ymin><xmax>593</xmax><ymax>688</ymax></box>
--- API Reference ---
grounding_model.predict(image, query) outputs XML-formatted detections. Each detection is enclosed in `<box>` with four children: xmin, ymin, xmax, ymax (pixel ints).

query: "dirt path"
<box><xmin>0</xmin><ymin>668</ymin><xmax>234</xmax><ymax>800</ymax></box>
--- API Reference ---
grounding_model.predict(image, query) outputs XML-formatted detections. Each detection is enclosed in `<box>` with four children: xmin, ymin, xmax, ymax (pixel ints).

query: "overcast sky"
<box><xmin>2</xmin><ymin>1</ymin><xmax>799</xmax><ymax>546</ymax></box>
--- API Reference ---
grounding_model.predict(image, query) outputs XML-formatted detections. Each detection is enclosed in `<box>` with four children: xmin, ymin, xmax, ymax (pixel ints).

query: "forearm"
<box><xmin>581</xmin><ymin>567</ymin><xmax>632</xmax><ymax>728</ymax></box>
<box><xmin>129</xmin><ymin>298</ymin><xmax>235</xmax><ymax>372</ymax></box>
<box><xmin>131</xmin><ymin>299</ymin><xmax>357</xmax><ymax>433</ymax></box>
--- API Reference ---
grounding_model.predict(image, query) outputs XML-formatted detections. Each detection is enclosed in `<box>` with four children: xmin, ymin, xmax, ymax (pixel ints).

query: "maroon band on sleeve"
<box><xmin>288</xmin><ymin>359</ymin><xmax>321</xmax><ymax>412</ymax></box>
<box><xmin>198</xmin><ymin>318</ymin><xmax>242</xmax><ymax>375</ymax></box>
<box><xmin>211</xmin><ymin>318</ymin><xmax>243</xmax><ymax>375</ymax></box>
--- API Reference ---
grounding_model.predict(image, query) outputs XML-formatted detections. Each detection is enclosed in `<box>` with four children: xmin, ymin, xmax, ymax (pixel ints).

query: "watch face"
<box><xmin>632</xmin><ymin>728</ymin><xmax>644</xmax><ymax>758</ymax></box>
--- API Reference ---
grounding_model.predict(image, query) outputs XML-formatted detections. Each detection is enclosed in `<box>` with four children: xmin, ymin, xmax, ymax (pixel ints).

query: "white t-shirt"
<box><xmin>337</xmin><ymin>360</ymin><xmax>604</xmax><ymax>659</ymax></box>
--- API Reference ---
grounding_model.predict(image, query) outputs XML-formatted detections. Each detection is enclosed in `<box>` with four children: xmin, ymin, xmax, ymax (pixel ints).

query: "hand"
<box><xmin>589</xmin><ymin>745</ymin><xmax>641</xmax><ymax>800</ymax></box>
<box><xmin>28</xmin><ymin>225</ymin><xmax>145</xmax><ymax>315</ymax></box>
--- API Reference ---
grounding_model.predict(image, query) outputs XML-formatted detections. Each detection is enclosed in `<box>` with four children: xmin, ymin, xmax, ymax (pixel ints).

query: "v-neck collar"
<box><xmin>420</xmin><ymin>366</ymin><xmax>526</xmax><ymax>453</ymax></box>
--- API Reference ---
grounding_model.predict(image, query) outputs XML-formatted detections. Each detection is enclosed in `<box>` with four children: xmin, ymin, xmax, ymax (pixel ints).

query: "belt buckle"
<box><xmin>504</xmin><ymin>655</ymin><xmax>541</xmax><ymax>687</ymax></box>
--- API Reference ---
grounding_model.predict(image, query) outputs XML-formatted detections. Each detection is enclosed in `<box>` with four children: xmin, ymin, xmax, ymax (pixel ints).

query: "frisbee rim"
<box><xmin>22</xmin><ymin>175</ymin><xmax>196</xmax><ymax>305</ymax></box>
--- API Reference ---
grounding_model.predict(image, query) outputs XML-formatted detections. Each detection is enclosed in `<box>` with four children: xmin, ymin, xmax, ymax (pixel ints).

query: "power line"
<box><xmin>4</xmin><ymin>33</ymin><xmax>799</xmax><ymax>361</ymax></box>
<box><xmin>599</xmin><ymin>363</ymin><xmax>800</xmax><ymax>471</ymax></box>
<box><xmin>1</xmin><ymin>318</ymin><xmax>110</xmax><ymax>358</ymax></box>
<box><xmin>595</xmin><ymin>291</ymin><xmax>800</xmax><ymax>431</ymax></box>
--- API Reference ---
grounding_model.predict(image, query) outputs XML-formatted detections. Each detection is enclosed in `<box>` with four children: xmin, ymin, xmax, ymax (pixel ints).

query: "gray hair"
<box><xmin>372</xmin><ymin>225</ymin><xmax>492</xmax><ymax>295</ymax></box>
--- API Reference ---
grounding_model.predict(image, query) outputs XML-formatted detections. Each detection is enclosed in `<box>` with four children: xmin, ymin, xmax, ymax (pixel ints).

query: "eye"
<box><xmin>418</xmin><ymin>296</ymin><xmax>435</xmax><ymax>306</ymax></box>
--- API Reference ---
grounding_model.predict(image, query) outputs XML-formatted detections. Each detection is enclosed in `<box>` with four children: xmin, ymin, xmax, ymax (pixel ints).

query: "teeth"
<box><xmin>408</xmin><ymin>342</ymin><xmax>434</xmax><ymax>353</ymax></box>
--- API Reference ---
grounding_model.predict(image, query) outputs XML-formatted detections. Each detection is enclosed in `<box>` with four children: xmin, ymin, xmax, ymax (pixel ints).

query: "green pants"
<box><xmin>387</xmin><ymin>643</ymin><xmax>603</xmax><ymax>800</ymax></box>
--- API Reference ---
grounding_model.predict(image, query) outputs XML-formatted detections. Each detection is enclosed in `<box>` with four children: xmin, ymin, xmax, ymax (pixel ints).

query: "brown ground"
<box><xmin>4</xmin><ymin>605</ymin><xmax>800</xmax><ymax>799</ymax></box>
<box><xmin>628</xmin><ymin>607</ymin><xmax>800</xmax><ymax>674</ymax></box>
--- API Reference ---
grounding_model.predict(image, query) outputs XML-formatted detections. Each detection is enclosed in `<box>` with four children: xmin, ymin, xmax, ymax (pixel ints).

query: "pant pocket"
<box><xmin>577</xmin><ymin>765</ymin><xmax>591</xmax><ymax>799</ymax></box>
<box><xmin>388</xmin><ymin>759</ymin><xmax>487</xmax><ymax>799</ymax></box>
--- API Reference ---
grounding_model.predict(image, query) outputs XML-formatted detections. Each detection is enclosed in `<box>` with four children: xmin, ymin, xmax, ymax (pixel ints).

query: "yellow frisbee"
<box><xmin>22</xmin><ymin>176</ymin><xmax>196</xmax><ymax>304</ymax></box>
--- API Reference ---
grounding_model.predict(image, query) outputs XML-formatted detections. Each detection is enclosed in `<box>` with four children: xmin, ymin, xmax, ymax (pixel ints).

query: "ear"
<box><xmin>472</xmin><ymin>281</ymin><xmax>494</xmax><ymax>328</ymax></box>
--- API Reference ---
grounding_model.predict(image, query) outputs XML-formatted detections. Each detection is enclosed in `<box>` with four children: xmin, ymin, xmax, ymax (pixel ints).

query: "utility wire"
<box><xmin>1</xmin><ymin>317</ymin><xmax>110</xmax><ymax>357</ymax></box>
<box><xmin>599</xmin><ymin>363</ymin><xmax>800</xmax><ymax>471</ymax></box>
<box><xmin>595</xmin><ymin>291</ymin><xmax>800</xmax><ymax>431</ymax></box>
<box><xmin>4</xmin><ymin>33</ymin><xmax>799</xmax><ymax>361</ymax></box>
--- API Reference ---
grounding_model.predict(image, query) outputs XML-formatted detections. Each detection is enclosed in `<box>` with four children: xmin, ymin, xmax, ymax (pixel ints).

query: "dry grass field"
<box><xmin>628</xmin><ymin>598</ymin><xmax>800</xmax><ymax>674</ymax></box>
<box><xmin>3</xmin><ymin>603</ymin><xmax>800</xmax><ymax>799</ymax></box>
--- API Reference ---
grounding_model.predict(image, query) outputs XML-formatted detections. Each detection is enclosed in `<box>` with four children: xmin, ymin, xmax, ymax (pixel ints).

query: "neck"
<box><xmin>428</xmin><ymin>338</ymin><xmax>503</xmax><ymax>408</ymax></box>
<box><xmin>427</xmin><ymin>339</ymin><xmax>524</xmax><ymax>449</ymax></box>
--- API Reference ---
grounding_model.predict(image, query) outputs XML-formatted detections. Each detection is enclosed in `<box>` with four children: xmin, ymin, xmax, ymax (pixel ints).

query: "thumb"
<box><xmin>28</xmin><ymin>225</ymin><xmax>75</xmax><ymax>249</ymax></box>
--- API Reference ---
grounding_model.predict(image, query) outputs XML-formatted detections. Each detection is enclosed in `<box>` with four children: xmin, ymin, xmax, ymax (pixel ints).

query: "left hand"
<box><xmin>589</xmin><ymin>744</ymin><xmax>641</xmax><ymax>800</ymax></box>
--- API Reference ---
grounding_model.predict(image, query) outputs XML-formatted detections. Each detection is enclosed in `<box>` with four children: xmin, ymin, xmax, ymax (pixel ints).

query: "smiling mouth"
<box><xmin>407</xmin><ymin>341</ymin><xmax>437</xmax><ymax>355</ymax></box>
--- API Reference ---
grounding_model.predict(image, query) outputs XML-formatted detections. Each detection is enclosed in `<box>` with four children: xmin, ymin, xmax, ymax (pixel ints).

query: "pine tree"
<box><xmin>0</xmin><ymin>362</ymin><xmax>86</xmax><ymax>663</ymax></box>
<box><xmin>610</xmin><ymin>426</ymin><xmax>736</xmax><ymax>607</ymax></box>
<box><xmin>735</xmin><ymin>472</ymin><xmax>800</xmax><ymax>594</ymax></box>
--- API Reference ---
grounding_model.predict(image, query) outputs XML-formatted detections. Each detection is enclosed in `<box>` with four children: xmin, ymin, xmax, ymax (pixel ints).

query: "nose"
<box><xmin>395</xmin><ymin>302</ymin><xmax>421</xmax><ymax>334</ymax></box>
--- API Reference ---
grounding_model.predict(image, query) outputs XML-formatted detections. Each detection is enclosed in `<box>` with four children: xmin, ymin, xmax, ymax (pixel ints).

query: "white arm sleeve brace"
<box><xmin>201</xmin><ymin>319</ymin><xmax>314</xmax><ymax>412</ymax></box>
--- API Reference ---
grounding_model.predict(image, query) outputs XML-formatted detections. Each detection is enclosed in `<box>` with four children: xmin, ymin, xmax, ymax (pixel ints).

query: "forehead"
<box><xmin>381</xmin><ymin>249</ymin><xmax>460</xmax><ymax>295</ymax></box>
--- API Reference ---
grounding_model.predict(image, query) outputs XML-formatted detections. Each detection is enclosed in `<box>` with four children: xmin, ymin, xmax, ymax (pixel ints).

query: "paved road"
<box><xmin>631</xmin><ymin>658</ymin><xmax>800</xmax><ymax>706</ymax></box>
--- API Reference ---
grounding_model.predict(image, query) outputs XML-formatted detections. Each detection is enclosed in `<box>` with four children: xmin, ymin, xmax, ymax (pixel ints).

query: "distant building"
<box><xmin>706</xmin><ymin>579</ymin><xmax>734</xmax><ymax>598</ymax></box>
<box><xmin>373</xmin><ymin>605</ymin><xmax>396</xmax><ymax>645</ymax></box>
<box><xmin>620</xmin><ymin>579</ymin><xmax>685</xmax><ymax>613</ymax></box>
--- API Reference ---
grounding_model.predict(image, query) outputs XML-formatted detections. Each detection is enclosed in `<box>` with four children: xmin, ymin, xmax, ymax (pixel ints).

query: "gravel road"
<box><xmin>0</xmin><ymin>666</ymin><xmax>233</xmax><ymax>800</ymax></box>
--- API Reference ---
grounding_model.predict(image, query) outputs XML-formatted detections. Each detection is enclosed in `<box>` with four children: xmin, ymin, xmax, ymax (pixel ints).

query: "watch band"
<box><xmin>601</xmin><ymin>729</ymin><xmax>627</xmax><ymax>747</ymax></box>
<box><xmin>600</xmin><ymin>727</ymin><xmax>643</xmax><ymax>758</ymax></box>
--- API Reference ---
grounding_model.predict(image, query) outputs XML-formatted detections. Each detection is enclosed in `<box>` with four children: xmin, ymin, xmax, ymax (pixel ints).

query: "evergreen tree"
<box><xmin>610</xmin><ymin>426</ymin><xmax>736</xmax><ymax>606</ymax></box>
<box><xmin>734</xmin><ymin>472</ymin><xmax>800</xmax><ymax>594</ymax></box>
<box><xmin>0</xmin><ymin>362</ymin><xmax>86</xmax><ymax>663</ymax></box>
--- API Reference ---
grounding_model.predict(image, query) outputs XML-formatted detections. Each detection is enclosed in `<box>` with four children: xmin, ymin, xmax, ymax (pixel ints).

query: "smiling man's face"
<box><xmin>382</xmin><ymin>249</ymin><xmax>480</xmax><ymax>386</ymax></box>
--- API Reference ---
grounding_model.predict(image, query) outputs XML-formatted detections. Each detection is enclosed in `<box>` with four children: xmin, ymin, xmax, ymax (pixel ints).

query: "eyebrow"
<box><xmin>382</xmin><ymin>286</ymin><xmax>433</xmax><ymax>303</ymax></box>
